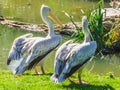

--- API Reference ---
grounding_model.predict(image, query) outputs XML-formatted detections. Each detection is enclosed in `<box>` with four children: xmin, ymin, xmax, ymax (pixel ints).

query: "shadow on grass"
<box><xmin>62</xmin><ymin>81</ymin><xmax>115</xmax><ymax>90</ymax></box>
<box><xmin>23</xmin><ymin>72</ymin><xmax>53</xmax><ymax>76</ymax></box>
<box><xmin>32</xmin><ymin>73</ymin><xmax>53</xmax><ymax>76</ymax></box>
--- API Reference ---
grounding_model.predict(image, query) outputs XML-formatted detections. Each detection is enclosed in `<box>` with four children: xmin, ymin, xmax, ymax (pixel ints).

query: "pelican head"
<box><xmin>41</xmin><ymin>5</ymin><xmax>51</xmax><ymax>18</ymax></box>
<box><xmin>40</xmin><ymin>4</ymin><xmax>63</xmax><ymax>28</ymax></box>
<box><xmin>82</xmin><ymin>16</ymin><xmax>88</xmax><ymax>33</ymax></box>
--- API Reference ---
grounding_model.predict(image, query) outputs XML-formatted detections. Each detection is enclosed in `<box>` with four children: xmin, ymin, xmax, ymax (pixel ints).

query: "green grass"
<box><xmin>0</xmin><ymin>69</ymin><xmax>120</xmax><ymax>90</ymax></box>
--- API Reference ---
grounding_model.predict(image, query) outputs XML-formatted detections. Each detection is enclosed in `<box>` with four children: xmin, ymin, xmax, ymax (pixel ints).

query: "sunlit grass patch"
<box><xmin>0</xmin><ymin>69</ymin><xmax>120</xmax><ymax>90</ymax></box>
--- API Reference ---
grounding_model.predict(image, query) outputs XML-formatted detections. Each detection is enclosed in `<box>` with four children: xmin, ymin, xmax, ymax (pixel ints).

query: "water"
<box><xmin>0</xmin><ymin>0</ymin><xmax>119</xmax><ymax>77</ymax></box>
<box><xmin>0</xmin><ymin>0</ymin><xmax>109</xmax><ymax>24</ymax></box>
<box><xmin>86</xmin><ymin>55</ymin><xmax>120</xmax><ymax>77</ymax></box>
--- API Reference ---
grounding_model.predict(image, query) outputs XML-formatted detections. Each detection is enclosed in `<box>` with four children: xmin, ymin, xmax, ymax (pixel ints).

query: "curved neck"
<box><xmin>82</xmin><ymin>25</ymin><xmax>91</xmax><ymax>43</ymax></box>
<box><xmin>41</xmin><ymin>13</ymin><xmax>55</xmax><ymax>37</ymax></box>
<box><xmin>46</xmin><ymin>19</ymin><xmax>55</xmax><ymax>37</ymax></box>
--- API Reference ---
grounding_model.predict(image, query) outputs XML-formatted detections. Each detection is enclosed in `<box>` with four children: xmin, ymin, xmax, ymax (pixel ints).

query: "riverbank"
<box><xmin>0</xmin><ymin>69</ymin><xmax>120</xmax><ymax>90</ymax></box>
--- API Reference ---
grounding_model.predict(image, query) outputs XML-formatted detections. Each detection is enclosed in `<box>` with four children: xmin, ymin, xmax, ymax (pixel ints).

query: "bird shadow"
<box><xmin>32</xmin><ymin>73</ymin><xmax>53</xmax><ymax>76</ymax></box>
<box><xmin>23</xmin><ymin>72</ymin><xmax>53</xmax><ymax>76</ymax></box>
<box><xmin>62</xmin><ymin>81</ymin><xmax>115</xmax><ymax>90</ymax></box>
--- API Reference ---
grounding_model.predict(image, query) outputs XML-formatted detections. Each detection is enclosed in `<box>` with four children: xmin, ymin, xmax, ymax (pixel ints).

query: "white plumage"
<box><xmin>51</xmin><ymin>16</ymin><xmax>97</xmax><ymax>83</ymax></box>
<box><xmin>7</xmin><ymin>5</ymin><xmax>63</xmax><ymax>75</ymax></box>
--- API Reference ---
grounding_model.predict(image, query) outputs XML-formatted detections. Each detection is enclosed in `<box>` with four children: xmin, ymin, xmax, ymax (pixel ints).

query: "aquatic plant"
<box><xmin>87</xmin><ymin>0</ymin><xmax>105</xmax><ymax>52</ymax></box>
<box><xmin>64</xmin><ymin>0</ymin><xmax>106</xmax><ymax>53</ymax></box>
<box><xmin>63</xmin><ymin>12</ymin><xmax>84</xmax><ymax>43</ymax></box>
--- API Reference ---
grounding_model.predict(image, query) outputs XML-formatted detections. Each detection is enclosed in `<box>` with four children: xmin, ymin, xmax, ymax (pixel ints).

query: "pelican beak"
<box><xmin>49</xmin><ymin>12</ymin><xmax>64</xmax><ymax>28</ymax></box>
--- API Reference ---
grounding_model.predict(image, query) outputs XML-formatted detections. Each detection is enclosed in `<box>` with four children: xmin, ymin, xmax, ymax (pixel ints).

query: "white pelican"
<box><xmin>7</xmin><ymin>4</ymin><xmax>63</xmax><ymax>75</ymax></box>
<box><xmin>51</xmin><ymin>16</ymin><xmax>97</xmax><ymax>84</ymax></box>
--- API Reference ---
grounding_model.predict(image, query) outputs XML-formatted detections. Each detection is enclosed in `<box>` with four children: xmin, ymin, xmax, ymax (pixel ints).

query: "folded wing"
<box><xmin>51</xmin><ymin>41</ymin><xmax>97</xmax><ymax>83</ymax></box>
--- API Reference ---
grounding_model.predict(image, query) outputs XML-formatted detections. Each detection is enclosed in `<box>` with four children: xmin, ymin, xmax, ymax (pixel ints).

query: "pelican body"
<box><xmin>51</xmin><ymin>16</ymin><xmax>97</xmax><ymax>83</ymax></box>
<box><xmin>7</xmin><ymin>5</ymin><xmax>63</xmax><ymax>75</ymax></box>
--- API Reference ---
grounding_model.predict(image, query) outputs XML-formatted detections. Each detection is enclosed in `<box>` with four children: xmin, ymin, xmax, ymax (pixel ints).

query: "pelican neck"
<box><xmin>83</xmin><ymin>27</ymin><xmax>91</xmax><ymax>43</ymax></box>
<box><xmin>41</xmin><ymin>13</ymin><xmax>55</xmax><ymax>37</ymax></box>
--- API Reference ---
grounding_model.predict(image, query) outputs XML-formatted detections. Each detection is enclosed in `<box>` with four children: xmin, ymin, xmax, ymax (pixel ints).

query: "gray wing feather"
<box><xmin>7</xmin><ymin>33</ymin><xmax>34</xmax><ymax>64</ymax></box>
<box><xmin>8</xmin><ymin>35</ymin><xmax>62</xmax><ymax>74</ymax></box>
<box><xmin>62</xmin><ymin>41</ymin><xmax>97</xmax><ymax>74</ymax></box>
<box><xmin>54</xmin><ymin>40</ymin><xmax>76</xmax><ymax>75</ymax></box>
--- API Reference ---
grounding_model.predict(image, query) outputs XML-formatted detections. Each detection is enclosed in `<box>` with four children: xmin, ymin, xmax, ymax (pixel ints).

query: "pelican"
<box><xmin>7</xmin><ymin>4</ymin><xmax>63</xmax><ymax>75</ymax></box>
<box><xmin>51</xmin><ymin>16</ymin><xmax>97</xmax><ymax>84</ymax></box>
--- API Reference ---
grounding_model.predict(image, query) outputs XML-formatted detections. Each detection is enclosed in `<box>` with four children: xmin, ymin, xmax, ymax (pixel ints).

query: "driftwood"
<box><xmin>0</xmin><ymin>18</ymin><xmax>81</xmax><ymax>36</ymax></box>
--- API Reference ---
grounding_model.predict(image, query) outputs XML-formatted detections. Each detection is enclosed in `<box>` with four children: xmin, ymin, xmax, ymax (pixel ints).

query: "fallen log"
<box><xmin>0</xmin><ymin>19</ymin><xmax>82</xmax><ymax>35</ymax></box>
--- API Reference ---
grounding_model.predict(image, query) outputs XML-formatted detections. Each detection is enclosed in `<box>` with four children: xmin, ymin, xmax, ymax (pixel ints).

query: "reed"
<box><xmin>88</xmin><ymin>0</ymin><xmax>105</xmax><ymax>52</ymax></box>
<box><xmin>67</xmin><ymin>0</ymin><xmax>106</xmax><ymax>53</ymax></box>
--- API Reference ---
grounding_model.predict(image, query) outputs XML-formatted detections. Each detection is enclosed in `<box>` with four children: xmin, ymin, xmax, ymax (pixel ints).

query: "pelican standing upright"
<box><xmin>7</xmin><ymin>5</ymin><xmax>63</xmax><ymax>75</ymax></box>
<box><xmin>51</xmin><ymin>16</ymin><xmax>97</xmax><ymax>84</ymax></box>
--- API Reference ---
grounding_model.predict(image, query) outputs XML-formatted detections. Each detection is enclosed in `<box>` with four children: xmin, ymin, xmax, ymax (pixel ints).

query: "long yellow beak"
<box><xmin>49</xmin><ymin>12</ymin><xmax>64</xmax><ymax>28</ymax></box>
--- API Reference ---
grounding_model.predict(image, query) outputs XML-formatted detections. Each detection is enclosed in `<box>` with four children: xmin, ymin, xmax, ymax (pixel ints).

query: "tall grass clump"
<box><xmin>64</xmin><ymin>0</ymin><xmax>106</xmax><ymax>53</ymax></box>
<box><xmin>87</xmin><ymin>0</ymin><xmax>105</xmax><ymax>53</ymax></box>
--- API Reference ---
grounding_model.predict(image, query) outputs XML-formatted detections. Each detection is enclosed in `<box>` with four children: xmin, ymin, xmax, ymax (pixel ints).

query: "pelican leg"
<box><xmin>41</xmin><ymin>66</ymin><xmax>45</xmax><ymax>74</ymax></box>
<box><xmin>68</xmin><ymin>77</ymin><xmax>71</xmax><ymax>81</ymax></box>
<box><xmin>68</xmin><ymin>77</ymin><xmax>75</xmax><ymax>83</ymax></box>
<box><xmin>34</xmin><ymin>66</ymin><xmax>40</xmax><ymax>74</ymax></box>
<box><xmin>78</xmin><ymin>67</ymin><xmax>83</xmax><ymax>84</ymax></box>
<box><xmin>34</xmin><ymin>66</ymin><xmax>45</xmax><ymax>74</ymax></box>
<box><xmin>78</xmin><ymin>67</ymin><xmax>89</xmax><ymax>84</ymax></box>
<box><xmin>78</xmin><ymin>72</ymin><xmax>89</xmax><ymax>84</ymax></box>
<box><xmin>78</xmin><ymin>73</ymin><xmax>82</xmax><ymax>84</ymax></box>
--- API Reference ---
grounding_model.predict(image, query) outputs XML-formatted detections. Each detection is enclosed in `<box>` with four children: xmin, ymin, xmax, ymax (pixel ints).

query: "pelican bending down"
<box><xmin>7</xmin><ymin>5</ymin><xmax>63</xmax><ymax>75</ymax></box>
<box><xmin>51</xmin><ymin>16</ymin><xmax>97</xmax><ymax>83</ymax></box>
